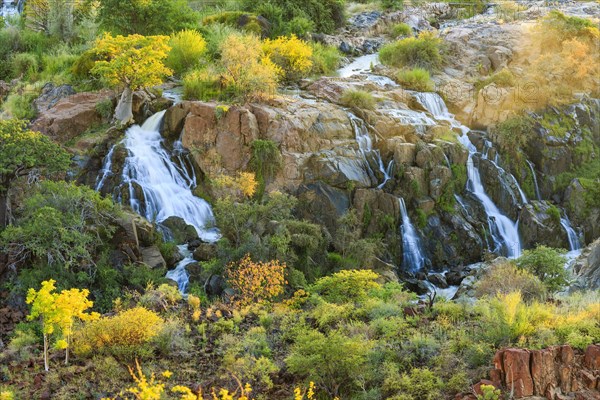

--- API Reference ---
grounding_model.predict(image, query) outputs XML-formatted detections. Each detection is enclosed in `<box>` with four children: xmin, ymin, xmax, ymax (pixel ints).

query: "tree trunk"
<box><xmin>0</xmin><ymin>191</ymin><xmax>9</xmax><ymax>230</ymax></box>
<box><xmin>114</xmin><ymin>86</ymin><xmax>134</xmax><ymax>125</ymax></box>
<box><xmin>43</xmin><ymin>333</ymin><xmax>49</xmax><ymax>372</ymax></box>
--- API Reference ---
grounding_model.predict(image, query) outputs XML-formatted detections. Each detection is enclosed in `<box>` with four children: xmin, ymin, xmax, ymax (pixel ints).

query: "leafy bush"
<box><xmin>475</xmin><ymin>68</ymin><xmax>515</xmax><ymax>91</ymax></box>
<box><xmin>199</xmin><ymin>23</ymin><xmax>241</xmax><ymax>60</ymax></box>
<box><xmin>384</xmin><ymin>366</ymin><xmax>444</xmax><ymax>400</ymax></box>
<box><xmin>225</xmin><ymin>255</ymin><xmax>286</xmax><ymax>306</ymax></box>
<box><xmin>311</xmin><ymin>269</ymin><xmax>380</xmax><ymax>304</ymax></box>
<box><xmin>166</xmin><ymin>29</ymin><xmax>207</xmax><ymax>75</ymax></box>
<box><xmin>73</xmin><ymin>307</ymin><xmax>165</xmax><ymax>359</ymax></box>
<box><xmin>263</xmin><ymin>35</ymin><xmax>313</xmax><ymax>83</ymax></box>
<box><xmin>249</xmin><ymin>139</ymin><xmax>282</xmax><ymax>197</ymax></box>
<box><xmin>285</xmin><ymin>328</ymin><xmax>373</xmax><ymax>397</ymax></box>
<box><xmin>379</xmin><ymin>31</ymin><xmax>444</xmax><ymax>71</ymax></box>
<box><xmin>381</xmin><ymin>0</ymin><xmax>404</xmax><ymax>10</ymax></box>
<box><xmin>395</xmin><ymin>68</ymin><xmax>434</xmax><ymax>91</ymax></box>
<box><xmin>95</xmin><ymin>98</ymin><xmax>114</xmax><ymax>121</ymax></box>
<box><xmin>2</xmin><ymin>85</ymin><xmax>41</xmax><ymax>120</ymax></box>
<box><xmin>10</xmin><ymin>53</ymin><xmax>39</xmax><ymax>80</ymax></box>
<box><xmin>539</xmin><ymin>10</ymin><xmax>599</xmax><ymax>48</ymax></box>
<box><xmin>516</xmin><ymin>245</ymin><xmax>568</xmax><ymax>292</ymax></box>
<box><xmin>477</xmin><ymin>385</ymin><xmax>502</xmax><ymax>400</ymax></box>
<box><xmin>390</xmin><ymin>22</ymin><xmax>412</xmax><ymax>37</ymax></box>
<box><xmin>340</xmin><ymin>89</ymin><xmax>376</xmax><ymax>110</ymax></box>
<box><xmin>475</xmin><ymin>261</ymin><xmax>546</xmax><ymax>301</ymax></box>
<box><xmin>309</xmin><ymin>42</ymin><xmax>341</xmax><ymax>75</ymax></box>
<box><xmin>182</xmin><ymin>68</ymin><xmax>222</xmax><ymax>101</ymax></box>
<box><xmin>219</xmin><ymin>34</ymin><xmax>280</xmax><ymax>100</ymax></box>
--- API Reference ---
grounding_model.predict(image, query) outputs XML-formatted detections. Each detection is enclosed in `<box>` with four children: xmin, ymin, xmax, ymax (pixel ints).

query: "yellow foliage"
<box><xmin>263</xmin><ymin>35</ymin><xmax>313</xmax><ymax>82</ymax></box>
<box><xmin>212</xmin><ymin>172</ymin><xmax>258</xmax><ymax>200</ymax></box>
<box><xmin>0</xmin><ymin>390</ymin><xmax>14</xmax><ymax>400</ymax></box>
<box><xmin>73</xmin><ymin>307</ymin><xmax>164</xmax><ymax>357</ymax></box>
<box><xmin>219</xmin><ymin>34</ymin><xmax>280</xmax><ymax>100</ymax></box>
<box><xmin>92</xmin><ymin>33</ymin><xmax>172</xmax><ymax>91</ymax></box>
<box><xmin>225</xmin><ymin>255</ymin><xmax>286</xmax><ymax>306</ymax></box>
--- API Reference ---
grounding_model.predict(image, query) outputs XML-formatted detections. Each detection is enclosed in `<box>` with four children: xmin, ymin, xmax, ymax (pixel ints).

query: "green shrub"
<box><xmin>285</xmin><ymin>328</ymin><xmax>373</xmax><ymax>397</ymax></box>
<box><xmin>390</xmin><ymin>22</ymin><xmax>412</xmax><ymax>37</ymax></box>
<box><xmin>182</xmin><ymin>68</ymin><xmax>222</xmax><ymax>101</ymax></box>
<box><xmin>546</xmin><ymin>204</ymin><xmax>561</xmax><ymax>225</ymax></box>
<box><xmin>381</xmin><ymin>0</ymin><xmax>404</xmax><ymax>10</ymax></box>
<box><xmin>475</xmin><ymin>261</ymin><xmax>546</xmax><ymax>301</ymax></box>
<box><xmin>95</xmin><ymin>98</ymin><xmax>114</xmax><ymax>121</ymax></box>
<box><xmin>2</xmin><ymin>83</ymin><xmax>42</xmax><ymax>120</ymax></box>
<box><xmin>477</xmin><ymin>385</ymin><xmax>502</xmax><ymax>400</ymax></box>
<box><xmin>384</xmin><ymin>367</ymin><xmax>444</xmax><ymax>400</ymax></box>
<box><xmin>309</xmin><ymin>42</ymin><xmax>341</xmax><ymax>75</ymax></box>
<box><xmin>311</xmin><ymin>269</ymin><xmax>380</xmax><ymax>304</ymax></box>
<box><xmin>10</xmin><ymin>53</ymin><xmax>39</xmax><ymax>80</ymax></box>
<box><xmin>395</xmin><ymin>68</ymin><xmax>434</xmax><ymax>91</ymax></box>
<box><xmin>379</xmin><ymin>32</ymin><xmax>444</xmax><ymax>71</ymax></box>
<box><xmin>340</xmin><ymin>89</ymin><xmax>377</xmax><ymax>110</ymax></box>
<box><xmin>166</xmin><ymin>29</ymin><xmax>207</xmax><ymax>75</ymax></box>
<box><xmin>285</xmin><ymin>16</ymin><xmax>315</xmax><ymax>38</ymax></box>
<box><xmin>475</xmin><ymin>68</ymin><xmax>516</xmax><ymax>91</ymax></box>
<box><xmin>516</xmin><ymin>245</ymin><xmax>568</xmax><ymax>292</ymax></box>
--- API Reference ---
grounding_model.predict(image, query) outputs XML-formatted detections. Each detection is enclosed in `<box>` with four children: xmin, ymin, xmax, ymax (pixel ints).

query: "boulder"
<box><xmin>31</xmin><ymin>90</ymin><xmax>116</xmax><ymax>144</ymax></box>
<box><xmin>204</xmin><ymin>274</ymin><xmax>226</xmax><ymax>296</ymax></box>
<box><xmin>518</xmin><ymin>202</ymin><xmax>570</xmax><ymax>250</ymax></box>
<box><xmin>193</xmin><ymin>243</ymin><xmax>217</xmax><ymax>262</ymax></box>
<box><xmin>161</xmin><ymin>216</ymin><xmax>199</xmax><ymax>244</ymax></box>
<box><xmin>33</xmin><ymin>82</ymin><xmax>76</xmax><ymax>113</ymax></box>
<box><xmin>353</xmin><ymin>189</ymin><xmax>400</xmax><ymax>235</ymax></box>
<box><xmin>140</xmin><ymin>246</ymin><xmax>166</xmax><ymax>269</ymax></box>
<box><xmin>572</xmin><ymin>239</ymin><xmax>600</xmax><ymax>290</ymax></box>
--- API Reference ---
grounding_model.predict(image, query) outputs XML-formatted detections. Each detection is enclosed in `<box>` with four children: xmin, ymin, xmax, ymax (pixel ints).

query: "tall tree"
<box><xmin>91</xmin><ymin>33</ymin><xmax>172</xmax><ymax>124</ymax></box>
<box><xmin>0</xmin><ymin>120</ymin><xmax>70</xmax><ymax>229</ymax></box>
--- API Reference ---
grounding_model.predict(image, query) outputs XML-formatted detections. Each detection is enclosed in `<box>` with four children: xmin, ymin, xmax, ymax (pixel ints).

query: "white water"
<box><xmin>399</xmin><ymin>197</ymin><xmax>426</xmax><ymax>272</ymax></box>
<box><xmin>560</xmin><ymin>214</ymin><xmax>581</xmax><ymax>252</ymax></box>
<box><xmin>95</xmin><ymin>144</ymin><xmax>117</xmax><ymax>191</ymax></box>
<box><xmin>526</xmin><ymin>160</ymin><xmax>542</xmax><ymax>201</ymax></box>
<box><xmin>165</xmin><ymin>245</ymin><xmax>195</xmax><ymax>293</ymax></box>
<box><xmin>120</xmin><ymin>110</ymin><xmax>219</xmax><ymax>242</ymax></box>
<box><xmin>481</xmin><ymin>139</ymin><xmax>528</xmax><ymax>205</ymax></box>
<box><xmin>414</xmin><ymin>92</ymin><xmax>522</xmax><ymax>258</ymax></box>
<box><xmin>0</xmin><ymin>0</ymin><xmax>19</xmax><ymax>17</ymax></box>
<box><xmin>337</xmin><ymin>54</ymin><xmax>380</xmax><ymax>78</ymax></box>
<box><xmin>349</xmin><ymin>113</ymin><xmax>392</xmax><ymax>188</ymax></box>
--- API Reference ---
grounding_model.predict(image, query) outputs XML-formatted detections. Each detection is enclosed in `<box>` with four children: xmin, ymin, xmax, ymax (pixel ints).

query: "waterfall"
<box><xmin>165</xmin><ymin>245</ymin><xmax>195</xmax><ymax>293</ymax></box>
<box><xmin>0</xmin><ymin>0</ymin><xmax>19</xmax><ymax>17</ymax></box>
<box><xmin>118</xmin><ymin>110</ymin><xmax>218</xmax><ymax>242</ymax></box>
<box><xmin>560</xmin><ymin>214</ymin><xmax>581</xmax><ymax>252</ymax></box>
<box><xmin>398</xmin><ymin>197</ymin><xmax>426</xmax><ymax>272</ymax></box>
<box><xmin>526</xmin><ymin>160</ymin><xmax>542</xmax><ymax>201</ymax></box>
<box><xmin>481</xmin><ymin>140</ymin><xmax>528</xmax><ymax>205</ymax></box>
<box><xmin>414</xmin><ymin>92</ymin><xmax>522</xmax><ymax>258</ymax></box>
<box><xmin>349</xmin><ymin>113</ymin><xmax>392</xmax><ymax>188</ymax></box>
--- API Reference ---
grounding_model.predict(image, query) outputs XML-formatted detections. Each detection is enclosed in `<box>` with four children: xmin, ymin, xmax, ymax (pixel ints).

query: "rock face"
<box><xmin>519</xmin><ymin>202</ymin><xmax>569</xmax><ymax>250</ymax></box>
<box><xmin>488</xmin><ymin>345</ymin><xmax>600</xmax><ymax>399</ymax></box>
<box><xmin>31</xmin><ymin>90</ymin><xmax>116</xmax><ymax>143</ymax></box>
<box><xmin>33</xmin><ymin>82</ymin><xmax>76</xmax><ymax>113</ymax></box>
<box><xmin>572</xmin><ymin>238</ymin><xmax>600</xmax><ymax>290</ymax></box>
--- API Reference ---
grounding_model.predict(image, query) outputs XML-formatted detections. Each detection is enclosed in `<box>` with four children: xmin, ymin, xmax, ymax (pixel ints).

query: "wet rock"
<box><xmin>204</xmin><ymin>274</ymin><xmax>226</xmax><ymax>296</ymax></box>
<box><xmin>140</xmin><ymin>246</ymin><xmax>166</xmax><ymax>269</ymax></box>
<box><xmin>186</xmin><ymin>262</ymin><xmax>210</xmax><ymax>284</ymax></box>
<box><xmin>519</xmin><ymin>202</ymin><xmax>569</xmax><ymax>250</ymax></box>
<box><xmin>428</xmin><ymin>273</ymin><xmax>448</xmax><ymax>288</ymax></box>
<box><xmin>339</xmin><ymin>41</ymin><xmax>354</xmax><ymax>55</ymax></box>
<box><xmin>297</xmin><ymin>182</ymin><xmax>350</xmax><ymax>236</ymax></box>
<box><xmin>162</xmin><ymin>216</ymin><xmax>199</xmax><ymax>244</ymax></box>
<box><xmin>565</xmin><ymin>178</ymin><xmax>600</xmax><ymax>243</ymax></box>
<box><xmin>193</xmin><ymin>243</ymin><xmax>217</xmax><ymax>262</ymax></box>
<box><xmin>348</xmin><ymin>11</ymin><xmax>382</xmax><ymax>30</ymax></box>
<box><xmin>33</xmin><ymin>82</ymin><xmax>76</xmax><ymax>113</ymax></box>
<box><xmin>394</xmin><ymin>142</ymin><xmax>417</xmax><ymax>165</ymax></box>
<box><xmin>572</xmin><ymin>238</ymin><xmax>600</xmax><ymax>291</ymax></box>
<box><xmin>353</xmin><ymin>189</ymin><xmax>401</xmax><ymax>235</ymax></box>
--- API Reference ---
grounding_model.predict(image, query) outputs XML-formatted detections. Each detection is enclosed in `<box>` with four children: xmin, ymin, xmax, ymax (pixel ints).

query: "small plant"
<box><xmin>95</xmin><ymin>98</ymin><xmax>114</xmax><ymax>121</ymax></box>
<box><xmin>309</xmin><ymin>42</ymin><xmax>341</xmax><ymax>75</ymax></box>
<box><xmin>395</xmin><ymin>68</ymin><xmax>434</xmax><ymax>91</ymax></box>
<box><xmin>379</xmin><ymin>31</ymin><xmax>444</xmax><ymax>71</ymax></box>
<box><xmin>516</xmin><ymin>245</ymin><xmax>568</xmax><ymax>292</ymax></box>
<box><xmin>182</xmin><ymin>68</ymin><xmax>221</xmax><ymax>101</ymax></box>
<box><xmin>340</xmin><ymin>89</ymin><xmax>376</xmax><ymax>110</ymax></box>
<box><xmin>476</xmin><ymin>384</ymin><xmax>502</xmax><ymax>400</ymax></box>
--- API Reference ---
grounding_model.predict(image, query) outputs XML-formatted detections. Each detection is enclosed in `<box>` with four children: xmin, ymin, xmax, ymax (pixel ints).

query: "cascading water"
<box><xmin>526</xmin><ymin>160</ymin><xmax>542</xmax><ymax>201</ymax></box>
<box><xmin>96</xmin><ymin>110</ymin><xmax>219</xmax><ymax>292</ymax></box>
<box><xmin>0</xmin><ymin>0</ymin><xmax>20</xmax><ymax>17</ymax></box>
<box><xmin>398</xmin><ymin>197</ymin><xmax>426</xmax><ymax>272</ymax></box>
<box><xmin>481</xmin><ymin>140</ymin><xmax>528</xmax><ymax>205</ymax></box>
<box><xmin>119</xmin><ymin>110</ymin><xmax>218</xmax><ymax>242</ymax></box>
<box><xmin>349</xmin><ymin>113</ymin><xmax>393</xmax><ymax>188</ymax></box>
<box><xmin>414</xmin><ymin>92</ymin><xmax>522</xmax><ymax>258</ymax></box>
<box><xmin>560</xmin><ymin>214</ymin><xmax>581</xmax><ymax>252</ymax></box>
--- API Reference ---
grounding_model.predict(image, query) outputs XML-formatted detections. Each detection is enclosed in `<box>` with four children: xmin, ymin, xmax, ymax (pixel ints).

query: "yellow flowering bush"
<box><xmin>225</xmin><ymin>255</ymin><xmax>286</xmax><ymax>306</ymax></box>
<box><xmin>263</xmin><ymin>35</ymin><xmax>313</xmax><ymax>82</ymax></box>
<box><xmin>73</xmin><ymin>307</ymin><xmax>164</xmax><ymax>359</ymax></box>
